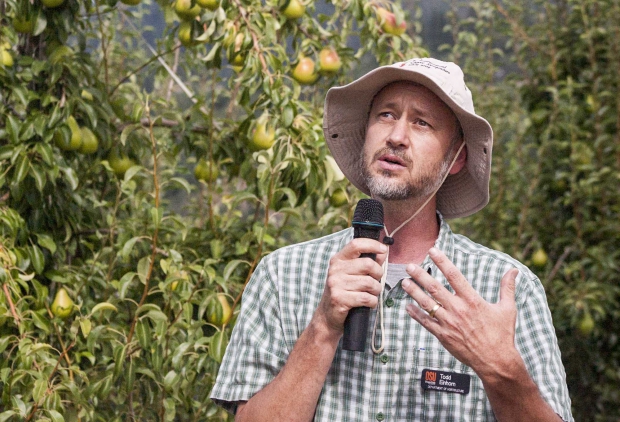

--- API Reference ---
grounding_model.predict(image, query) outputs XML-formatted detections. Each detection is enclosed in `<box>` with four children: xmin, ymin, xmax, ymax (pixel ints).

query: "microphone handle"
<box><xmin>343</xmin><ymin>251</ymin><xmax>377</xmax><ymax>352</ymax></box>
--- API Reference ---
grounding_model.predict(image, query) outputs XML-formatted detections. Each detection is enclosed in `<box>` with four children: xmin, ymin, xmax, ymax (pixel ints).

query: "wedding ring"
<box><xmin>429</xmin><ymin>303</ymin><xmax>442</xmax><ymax>319</ymax></box>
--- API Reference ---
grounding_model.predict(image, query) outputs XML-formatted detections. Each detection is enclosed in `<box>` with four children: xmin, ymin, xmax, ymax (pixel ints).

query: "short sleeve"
<box><xmin>210</xmin><ymin>257</ymin><xmax>288</xmax><ymax>414</ymax></box>
<box><xmin>515</xmin><ymin>274</ymin><xmax>574</xmax><ymax>422</ymax></box>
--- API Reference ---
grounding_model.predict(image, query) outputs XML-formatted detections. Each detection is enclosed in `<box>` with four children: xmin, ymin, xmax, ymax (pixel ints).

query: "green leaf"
<box><xmin>76</xmin><ymin>351</ymin><xmax>96</xmax><ymax>366</ymax></box>
<box><xmin>203</xmin><ymin>43</ymin><xmax>221</xmax><ymax>63</ymax></box>
<box><xmin>0</xmin><ymin>337</ymin><xmax>13</xmax><ymax>354</ymax></box>
<box><xmin>282</xmin><ymin>104</ymin><xmax>295</xmax><ymax>128</ymax></box>
<box><xmin>164</xmin><ymin>397</ymin><xmax>176</xmax><ymax>422</ymax></box>
<box><xmin>31</xmin><ymin>311</ymin><xmax>52</xmax><ymax>335</ymax></box>
<box><xmin>5</xmin><ymin>115</ymin><xmax>19</xmax><ymax>143</ymax></box>
<box><xmin>120</xmin><ymin>123</ymin><xmax>142</xmax><ymax>146</ymax></box>
<box><xmin>19</xmin><ymin>119</ymin><xmax>36</xmax><ymax>141</ymax></box>
<box><xmin>223</xmin><ymin>259</ymin><xmax>250</xmax><ymax>281</ymax></box>
<box><xmin>12</xmin><ymin>86</ymin><xmax>29</xmax><ymax>108</ymax></box>
<box><xmin>125</xmin><ymin>356</ymin><xmax>136</xmax><ymax>392</ymax></box>
<box><xmin>80</xmin><ymin>318</ymin><xmax>92</xmax><ymax>337</ymax></box>
<box><xmin>29</xmin><ymin>245</ymin><xmax>45</xmax><ymax>274</ymax></box>
<box><xmin>36</xmin><ymin>234</ymin><xmax>57</xmax><ymax>254</ymax></box>
<box><xmin>30</xmin><ymin>164</ymin><xmax>46</xmax><ymax>192</ymax></box>
<box><xmin>14</xmin><ymin>155</ymin><xmax>30</xmax><ymax>184</ymax></box>
<box><xmin>123</xmin><ymin>165</ymin><xmax>142</xmax><ymax>182</ymax></box>
<box><xmin>163</xmin><ymin>370</ymin><xmax>177</xmax><ymax>392</ymax></box>
<box><xmin>46</xmin><ymin>410</ymin><xmax>64</xmax><ymax>422</ymax></box>
<box><xmin>135</xmin><ymin>367</ymin><xmax>157</xmax><ymax>382</ymax></box>
<box><xmin>113</xmin><ymin>344</ymin><xmax>128</xmax><ymax>381</ymax></box>
<box><xmin>137</xmin><ymin>256</ymin><xmax>150</xmax><ymax>284</ymax></box>
<box><xmin>151</xmin><ymin>207</ymin><xmax>162</xmax><ymax>228</ymax></box>
<box><xmin>209</xmin><ymin>330</ymin><xmax>229</xmax><ymax>363</ymax></box>
<box><xmin>121</xmin><ymin>236</ymin><xmax>142</xmax><ymax>259</ymax></box>
<box><xmin>48</xmin><ymin>105</ymin><xmax>63</xmax><ymax>129</ymax></box>
<box><xmin>90</xmin><ymin>302</ymin><xmax>118</xmax><ymax>315</ymax></box>
<box><xmin>33</xmin><ymin>378</ymin><xmax>47</xmax><ymax>403</ymax></box>
<box><xmin>169</xmin><ymin>177</ymin><xmax>192</xmax><ymax>194</ymax></box>
<box><xmin>136</xmin><ymin>319</ymin><xmax>150</xmax><ymax>350</ymax></box>
<box><xmin>33</xmin><ymin>13</ymin><xmax>48</xmax><ymax>36</ymax></box>
<box><xmin>0</xmin><ymin>411</ymin><xmax>16</xmax><ymax>422</ymax></box>
<box><xmin>145</xmin><ymin>309</ymin><xmax>167</xmax><ymax>323</ymax></box>
<box><xmin>171</xmin><ymin>342</ymin><xmax>191</xmax><ymax>369</ymax></box>
<box><xmin>33</xmin><ymin>114</ymin><xmax>48</xmax><ymax>137</ymax></box>
<box><xmin>119</xmin><ymin>272</ymin><xmax>137</xmax><ymax>299</ymax></box>
<box><xmin>60</xmin><ymin>167</ymin><xmax>79</xmax><ymax>191</ymax></box>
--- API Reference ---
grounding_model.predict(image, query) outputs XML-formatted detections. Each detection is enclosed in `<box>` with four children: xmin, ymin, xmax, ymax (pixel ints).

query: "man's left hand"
<box><xmin>401</xmin><ymin>247</ymin><xmax>520</xmax><ymax>377</ymax></box>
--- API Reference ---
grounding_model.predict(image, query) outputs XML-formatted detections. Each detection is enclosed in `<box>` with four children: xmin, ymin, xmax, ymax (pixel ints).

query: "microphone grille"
<box><xmin>353</xmin><ymin>199</ymin><xmax>384</xmax><ymax>225</ymax></box>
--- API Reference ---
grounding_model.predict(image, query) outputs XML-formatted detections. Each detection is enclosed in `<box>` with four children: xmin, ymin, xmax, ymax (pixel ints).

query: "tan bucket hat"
<box><xmin>323</xmin><ymin>58</ymin><xmax>493</xmax><ymax>219</ymax></box>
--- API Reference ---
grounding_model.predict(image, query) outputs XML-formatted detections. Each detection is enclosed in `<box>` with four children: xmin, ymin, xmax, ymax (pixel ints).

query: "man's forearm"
<box><xmin>235</xmin><ymin>315</ymin><xmax>341</xmax><ymax>422</ymax></box>
<box><xmin>480</xmin><ymin>352</ymin><xmax>562</xmax><ymax>422</ymax></box>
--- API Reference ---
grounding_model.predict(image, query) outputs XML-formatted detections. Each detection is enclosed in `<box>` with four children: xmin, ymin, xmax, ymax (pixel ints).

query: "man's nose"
<box><xmin>386</xmin><ymin>117</ymin><xmax>410</xmax><ymax>148</ymax></box>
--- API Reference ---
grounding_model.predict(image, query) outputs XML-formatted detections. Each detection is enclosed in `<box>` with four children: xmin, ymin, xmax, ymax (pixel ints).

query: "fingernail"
<box><xmin>402</xmin><ymin>278</ymin><xmax>411</xmax><ymax>288</ymax></box>
<box><xmin>429</xmin><ymin>247</ymin><xmax>439</xmax><ymax>257</ymax></box>
<box><xmin>380</xmin><ymin>244</ymin><xmax>388</xmax><ymax>253</ymax></box>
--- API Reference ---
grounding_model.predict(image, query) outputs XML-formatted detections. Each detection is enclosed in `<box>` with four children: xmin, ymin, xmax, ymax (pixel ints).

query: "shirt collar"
<box><xmin>343</xmin><ymin>210</ymin><xmax>455</xmax><ymax>272</ymax></box>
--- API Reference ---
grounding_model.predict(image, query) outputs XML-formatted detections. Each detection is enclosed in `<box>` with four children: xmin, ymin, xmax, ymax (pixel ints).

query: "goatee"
<box><xmin>360</xmin><ymin>147</ymin><xmax>451</xmax><ymax>201</ymax></box>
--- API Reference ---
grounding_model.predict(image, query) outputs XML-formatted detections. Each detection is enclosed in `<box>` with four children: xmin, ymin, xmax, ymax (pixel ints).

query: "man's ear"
<box><xmin>449</xmin><ymin>144</ymin><xmax>467</xmax><ymax>175</ymax></box>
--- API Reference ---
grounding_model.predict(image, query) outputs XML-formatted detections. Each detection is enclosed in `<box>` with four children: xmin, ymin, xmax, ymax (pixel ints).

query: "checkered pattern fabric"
<box><xmin>211</xmin><ymin>217</ymin><xmax>573</xmax><ymax>421</ymax></box>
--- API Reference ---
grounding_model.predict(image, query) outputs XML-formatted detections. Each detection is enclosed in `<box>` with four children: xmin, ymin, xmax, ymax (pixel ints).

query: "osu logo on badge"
<box><xmin>425</xmin><ymin>371</ymin><xmax>437</xmax><ymax>383</ymax></box>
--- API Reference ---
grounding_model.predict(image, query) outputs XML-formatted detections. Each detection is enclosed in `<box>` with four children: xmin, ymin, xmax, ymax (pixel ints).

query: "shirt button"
<box><xmin>376</xmin><ymin>412</ymin><xmax>385</xmax><ymax>421</ymax></box>
<box><xmin>385</xmin><ymin>298</ymin><xmax>394</xmax><ymax>307</ymax></box>
<box><xmin>380</xmin><ymin>354</ymin><xmax>389</xmax><ymax>364</ymax></box>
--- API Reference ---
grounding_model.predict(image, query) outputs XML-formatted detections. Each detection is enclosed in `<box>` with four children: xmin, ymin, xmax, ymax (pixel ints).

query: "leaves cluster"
<box><xmin>0</xmin><ymin>0</ymin><xmax>422</xmax><ymax>420</ymax></box>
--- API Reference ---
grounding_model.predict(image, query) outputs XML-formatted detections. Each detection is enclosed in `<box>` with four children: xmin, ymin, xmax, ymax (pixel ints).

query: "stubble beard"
<box><xmin>360</xmin><ymin>147</ymin><xmax>452</xmax><ymax>201</ymax></box>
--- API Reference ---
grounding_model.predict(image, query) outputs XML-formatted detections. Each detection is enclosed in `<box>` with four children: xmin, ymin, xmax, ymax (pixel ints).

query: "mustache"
<box><xmin>371</xmin><ymin>147</ymin><xmax>413</xmax><ymax>167</ymax></box>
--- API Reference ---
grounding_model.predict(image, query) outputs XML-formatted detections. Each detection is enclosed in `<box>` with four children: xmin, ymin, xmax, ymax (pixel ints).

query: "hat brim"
<box><xmin>323</xmin><ymin>65</ymin><xmax>493</xmax><ymax>219</ymax></box>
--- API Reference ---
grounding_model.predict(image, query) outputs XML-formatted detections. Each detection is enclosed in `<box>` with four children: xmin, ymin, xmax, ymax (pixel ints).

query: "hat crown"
<box><xmin>393</xmin><ymin>58</ymin><xmax>475</xmax><ymax>114</ymax></box>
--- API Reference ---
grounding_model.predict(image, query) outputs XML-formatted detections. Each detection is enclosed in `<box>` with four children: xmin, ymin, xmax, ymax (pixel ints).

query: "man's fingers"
<box><xmin>329</xmin><ymin>256</ymin><xmax>384</xmax><ymax>282</ymax></box>
<box><xmin>404</xmin><ymin>263</ymin><xmax>452</xmax><ymax>305</ymax></box>
<box><xmin>330</xmin><ymin>290</ymin><xmax>380</xmax><ymax>311</ymax></box>
<box><xmin>405</xmin><ymin>302</ymin><xmax>441</xmax><ymax>331</ymax></box>
<box><xmin>428</xmin><ymin>247</ymin><xmax>477</xmax><ymax>300</ymax></box>
<box><xmin>499</xmin><ymin>268</ymin><xmax>518</xmax><ymax>306</ymax></box>
<box><xmin>339</xmin><ymin>238</ymin><xmax>388</xmax><ymax>260</ymax></box>
<box><xmin>334</xmin><ymin>275</ymin><xmax>383</xmax><ymax>296</ymax></box>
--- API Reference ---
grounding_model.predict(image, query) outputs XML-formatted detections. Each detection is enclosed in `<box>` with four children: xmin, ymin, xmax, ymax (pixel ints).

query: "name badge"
<box><xmin>421</xmin><ymin>369</ymin><xmax>470</xmax><ymax>394</ymax></box>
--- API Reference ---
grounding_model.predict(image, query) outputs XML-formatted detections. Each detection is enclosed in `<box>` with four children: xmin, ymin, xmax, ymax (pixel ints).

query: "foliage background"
<box><xmin>0</xmin><ymin>0</ymin><xmax>618</xmax><ymax>420</ymax></box>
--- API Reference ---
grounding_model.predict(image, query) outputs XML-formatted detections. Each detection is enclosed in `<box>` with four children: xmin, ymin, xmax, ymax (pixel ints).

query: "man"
<box><xmin>210</xmin><ymin>58</ymin><xmax>573</xmax><ymax>421</ymax></box>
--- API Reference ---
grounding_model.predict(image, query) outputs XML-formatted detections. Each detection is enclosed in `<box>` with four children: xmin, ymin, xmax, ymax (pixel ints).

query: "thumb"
<box><xmin>499</xmin><ymin>268</ymin><xmax>518</xmax><ymax>307</ymax></box>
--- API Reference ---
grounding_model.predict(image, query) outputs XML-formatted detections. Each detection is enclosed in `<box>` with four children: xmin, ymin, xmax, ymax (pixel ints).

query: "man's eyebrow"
<box><xmin>373</xmin><ymin>100</ymin><xmax>434</xmax><ymax>118</ymax></box>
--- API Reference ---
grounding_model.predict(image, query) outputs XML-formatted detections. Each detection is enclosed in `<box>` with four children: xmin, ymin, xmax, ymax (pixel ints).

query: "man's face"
<box><xmin>361</xmin><ymin>81</ymin><xmax>460</xmax><ymax>201</ymax></box>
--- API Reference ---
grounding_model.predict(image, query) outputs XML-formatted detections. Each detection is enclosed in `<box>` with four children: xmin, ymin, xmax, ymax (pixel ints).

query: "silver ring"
<box><xmin>429</xmin><ymin>303</ymin><xmax>442</xmax><ymax>319</ymax></box>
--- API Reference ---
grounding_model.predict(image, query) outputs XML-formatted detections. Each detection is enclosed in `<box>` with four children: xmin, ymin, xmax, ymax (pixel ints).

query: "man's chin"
<box><xmin>367</xmin><ymin>178</ymin><xmax>412</xmax><ymax>201</ymax></box>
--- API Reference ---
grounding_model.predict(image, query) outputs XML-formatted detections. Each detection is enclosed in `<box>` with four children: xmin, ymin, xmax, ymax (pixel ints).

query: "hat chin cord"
<box><xmin>371</xmin><ymin>142</ymin><xmax>465</xmax><ymax>355</ymax></box>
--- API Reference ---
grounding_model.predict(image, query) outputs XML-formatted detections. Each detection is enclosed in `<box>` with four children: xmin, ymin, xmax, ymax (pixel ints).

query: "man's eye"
<box><xmin>416</xmin><ymin>119</ymin><xmax>429</xmax><ymax>127</ymax></box>
<box><xmin>379</xmin><ymin>112</ymin><xmax>394</xmax><ymax>119</ymax></box>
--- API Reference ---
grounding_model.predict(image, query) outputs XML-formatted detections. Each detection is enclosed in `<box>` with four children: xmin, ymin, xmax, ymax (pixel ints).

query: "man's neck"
<box><xmin>378</xmin><ymin>197</ymin><xmax>440</xmax><ymax>265</ymax></box>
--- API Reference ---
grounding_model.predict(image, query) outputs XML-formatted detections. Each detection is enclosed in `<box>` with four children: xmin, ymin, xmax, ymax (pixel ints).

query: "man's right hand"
<box><xmin>313</xmin><ymin>238</ymin><xmax>388</xmax><ymax>335</ymax></box>
<box><xmin>236</xmin><ymin>238</ymin><xmax>387</xmax><ymax>422</ymax></box>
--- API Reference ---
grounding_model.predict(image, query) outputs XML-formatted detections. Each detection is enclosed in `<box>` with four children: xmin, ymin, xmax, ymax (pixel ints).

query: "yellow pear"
<box><xmin>54</xmin><ymin>115</ymin><xmax>82</xmax><ymax>151</ymax></box>
<box><xmin>51</xmin><ymin>288</ymin><xmax>74</xmax><ymax>319</ymax></box>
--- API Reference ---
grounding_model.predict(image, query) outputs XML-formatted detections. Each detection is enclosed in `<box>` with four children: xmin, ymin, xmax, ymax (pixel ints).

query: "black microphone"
<box><xmin>342</xmin><ymin>199</ymin><xmax>384</xmax><ymax>352</ymax></box>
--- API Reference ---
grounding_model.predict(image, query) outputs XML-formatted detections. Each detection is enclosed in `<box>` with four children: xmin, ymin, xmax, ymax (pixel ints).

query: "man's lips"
<box><xmin>377</xmin><ymin>153</ymin><xmax>407</xmax><ymax>170</ymax></box>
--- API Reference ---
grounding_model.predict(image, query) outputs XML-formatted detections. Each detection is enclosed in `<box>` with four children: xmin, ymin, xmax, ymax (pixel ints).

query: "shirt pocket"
<box><xmin>407</xmin><ymin>347</ymin><xmax>490</xmax><ymax>422</ymax></box>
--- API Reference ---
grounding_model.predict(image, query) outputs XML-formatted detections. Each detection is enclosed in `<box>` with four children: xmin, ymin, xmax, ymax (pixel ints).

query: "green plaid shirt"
<box><xmin>211</xmin><ymin>218</ymin><xmax>573</xmax><ymax>421</ymax></box>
